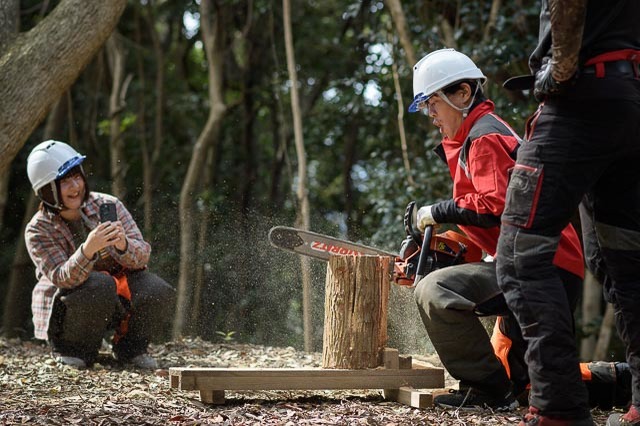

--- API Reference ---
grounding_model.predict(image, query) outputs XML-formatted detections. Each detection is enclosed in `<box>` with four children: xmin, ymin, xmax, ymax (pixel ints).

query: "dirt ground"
<box><xmin>0</xmin><ymin>337</ymin><xmax>616</xmax><ymax>425</ymax></box>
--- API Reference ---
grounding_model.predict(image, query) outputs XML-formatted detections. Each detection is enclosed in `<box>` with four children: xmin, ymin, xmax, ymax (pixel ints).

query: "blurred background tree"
<box><xmin>0</xmin><ymin>0</ymin><xmax>617</xmax><ymax>360</ymax></box>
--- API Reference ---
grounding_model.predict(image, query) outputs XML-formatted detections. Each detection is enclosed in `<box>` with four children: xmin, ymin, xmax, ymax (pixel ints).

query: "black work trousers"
<box><xmin>497</xmin><ymin>74</ymin><xmax>640</xmax><ymax>419</ymax></box>
<box><xmin>49</xmin><ymin>270</ymin><xmax>175</xmax><ymax>364</ymax></box>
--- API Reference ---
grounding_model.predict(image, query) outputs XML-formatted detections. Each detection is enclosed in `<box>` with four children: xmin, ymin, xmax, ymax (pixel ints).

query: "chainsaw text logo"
<box><xmin>310</xmin><ymin>241</ymin><xmax>364</xmax><ymax>256</ymax></box>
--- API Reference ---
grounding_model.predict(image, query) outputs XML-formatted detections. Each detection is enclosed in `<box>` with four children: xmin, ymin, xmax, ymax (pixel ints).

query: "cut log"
<box><xmin>322</xmin><ymin>254</ymin><xmax>392</xmax><ymax>369</ymax></box>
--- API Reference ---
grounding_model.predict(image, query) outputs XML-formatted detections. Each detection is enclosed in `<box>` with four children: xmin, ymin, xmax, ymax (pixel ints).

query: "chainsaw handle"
<box><xmin>404</xmin><ymin>201</ymin><xmax>422</xmax><ymax>245</ymax></box>
<box><xmin>413</xmin><ymin>225</ymin><xmax>434</xmax><ymax>287</ymax></box>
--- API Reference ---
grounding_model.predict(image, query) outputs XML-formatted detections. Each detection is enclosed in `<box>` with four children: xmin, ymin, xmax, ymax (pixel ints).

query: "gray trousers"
<box><xmin>414</xmin><ymin>261</ymin><xmax>580</xmax><ymax>395</ymax></box>
<box><xmin>49</xmin><ymin>270</ymin><xmax>175</xmax><ymax>363</ymax></box>
<box><xmin>414</xmin><ymin>262</ymin><xmax>510</xmax><ymax>392</ymax></box>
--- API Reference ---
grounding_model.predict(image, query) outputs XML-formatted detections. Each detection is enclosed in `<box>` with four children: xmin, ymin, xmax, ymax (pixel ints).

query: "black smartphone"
<box><xmin>99</xmin><ymin>202</ymin><xmax>118</xmax><ymax>223</ymax></box>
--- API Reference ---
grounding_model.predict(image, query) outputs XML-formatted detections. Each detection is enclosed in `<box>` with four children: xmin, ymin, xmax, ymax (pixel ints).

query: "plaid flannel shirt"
<box><xmin>25</xmin><ymin>192</ymin><xmax>151</xmax><ymax>340</ymax></box>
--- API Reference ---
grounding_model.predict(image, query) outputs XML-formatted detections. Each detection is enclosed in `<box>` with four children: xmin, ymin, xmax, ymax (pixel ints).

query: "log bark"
<box><xmin>322</xmin><ymin>255</ymin><xmax>391</xmax><ymax>369</ymax></box>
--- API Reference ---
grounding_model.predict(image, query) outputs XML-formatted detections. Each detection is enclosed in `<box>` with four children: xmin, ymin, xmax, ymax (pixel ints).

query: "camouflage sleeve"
<box><xmin>549</xmin><ymin>0</ymin><xmax>587</xmax><ymax>82</ymax></box>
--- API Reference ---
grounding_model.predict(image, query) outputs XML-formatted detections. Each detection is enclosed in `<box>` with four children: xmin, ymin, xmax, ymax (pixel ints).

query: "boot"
<box><xmin>607</xmin><ymin>405</ymin><xmax>640</xmax><ymax>426</ymax></box>
<box><xmin>520</xmin><ymin>406</ymin><xmax>594</xmax><ymax>426</ymax></box>
<box><xmin>434</xmin><ymin>387</ymin><xmax>518</xmax><ymax>411</ymax></box>
<box><xmin>585</xmin><ymin>362</ymin><xmax>632</xmax><ymax>409</ymax></box>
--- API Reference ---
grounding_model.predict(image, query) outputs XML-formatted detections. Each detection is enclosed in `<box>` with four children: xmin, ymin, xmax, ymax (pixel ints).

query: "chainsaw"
<box><xmin>268</xmin><ymin>201</ymin><xmax>482</xmax><ymax>287</ymax></box>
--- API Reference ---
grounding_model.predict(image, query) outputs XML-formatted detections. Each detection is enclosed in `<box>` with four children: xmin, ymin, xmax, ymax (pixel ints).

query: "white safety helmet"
<box><xmin>26</xmin><ymin>140</ymin><xmax>86</xmax><ymax>209</ymax></box>
<box><xmin>408</xmin><ymin>48</ymin><xmax>486</xmax><ymax>113</ymax></box>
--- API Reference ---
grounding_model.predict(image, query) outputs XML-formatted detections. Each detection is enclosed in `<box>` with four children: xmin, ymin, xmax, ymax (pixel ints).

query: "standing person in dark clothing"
<box><xmin>497</xmin><ymin>1</ymin><xmax>640</xmax><ymax>425</ymax></box>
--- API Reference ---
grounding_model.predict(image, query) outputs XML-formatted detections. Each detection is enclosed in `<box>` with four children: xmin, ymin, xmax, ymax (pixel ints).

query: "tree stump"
<box><xmin>322</xmin><ymin>254</ymin><xmax>392</xmax><ymax>369</ymax></box>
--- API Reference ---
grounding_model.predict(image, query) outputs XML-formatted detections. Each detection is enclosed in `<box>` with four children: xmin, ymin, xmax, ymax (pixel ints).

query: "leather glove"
<box><xmin>416</xmin><ymin>205</ymin><xmax>437</xmax><ymax>232</ymax></box>
<box><xmin>533</xmin><ymin>61</ymin><xmax>574</xmax><ymax>101</ymax></box>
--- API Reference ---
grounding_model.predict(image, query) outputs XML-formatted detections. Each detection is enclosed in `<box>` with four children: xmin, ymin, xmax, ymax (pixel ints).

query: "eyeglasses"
<box><xmin>417</xmin><ymin>94</ymin><xmax>441</xmax><ymax>116</ymax></box>
<box><xmin>59</xmin><ymin>172</ymin><xmax>84</xmax><ymax>189</ymax></box>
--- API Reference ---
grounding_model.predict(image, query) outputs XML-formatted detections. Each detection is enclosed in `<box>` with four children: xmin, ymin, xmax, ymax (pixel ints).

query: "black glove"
<box><xmin>533</xmin><ymin>62</ymin><xmax>575</xmax><ymax>101</ymax></box>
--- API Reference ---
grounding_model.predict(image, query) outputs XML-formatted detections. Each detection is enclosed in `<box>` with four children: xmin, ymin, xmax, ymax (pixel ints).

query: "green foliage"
<box><xmin>215</xmin><ymin>330</ymin><xmax>236</xmax><ymax>342</ymax></box>
<box><xmin>97</xmin><ymin>113</ymin><xmax>138</xmax><ymax>136</ymax></box>
<box><xmin>2</xmin><ymin>0</ymin><xmax>555</xmax><ymax>353</ymax></box>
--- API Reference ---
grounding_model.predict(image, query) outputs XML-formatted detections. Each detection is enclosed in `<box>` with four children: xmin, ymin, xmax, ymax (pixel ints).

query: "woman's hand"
<box><xmin>82</xmin><ymin>221</ymin><xmax>127</xmax><ymax>259</ymax></box>
<box><xmin>112</xmin><ymin>221</ymin><xmax>128</xmax><ymax>252</ymax></box>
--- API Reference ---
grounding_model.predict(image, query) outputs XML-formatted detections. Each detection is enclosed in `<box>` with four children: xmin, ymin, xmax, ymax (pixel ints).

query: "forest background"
<box><xmin>0</xmin><ymin>0</ymin><xmax>618</xmax><ymax>361</ymax></box>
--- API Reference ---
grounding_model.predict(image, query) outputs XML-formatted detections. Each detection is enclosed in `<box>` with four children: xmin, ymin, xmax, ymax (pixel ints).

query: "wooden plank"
<box><xmin>169</xmin><ymin>367</ymin><xmax>444</xmax><ymax>391</ymax></box>
<box><xmin>170</xmin><ymin>374</ymin><xmax>180</xmax><ymax>388</ymax></box>
<box><xmin>382</xmin><ymin>348</ymin><xmax>400</xmax><ymax>399</ymax></box>
<box><xmin>394</xmin><ymin>386</ymin><xmax>433</xmax><ymax>408</ymax></box>
<box><xmin>200</xmin><ymin>390</ymin><xmax>225</xmax><ymax>404</ymax></box>
<box><xmin>383</xmin><ymin>348</ymin><xmax>399</xmax><ymax>369</ymax></box>
<box><xmin>412</xmin><ymin>359</ymin><xmax>435</xmax><ymax>370</ymax></box>
<box><xmin>399</xmin><ymin>356</ymin><xmax>412</xmax><ymax>370</ymax></box>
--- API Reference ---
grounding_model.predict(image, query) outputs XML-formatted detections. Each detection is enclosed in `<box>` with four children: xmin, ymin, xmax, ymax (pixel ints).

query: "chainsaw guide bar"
<box><xmin>268</xmin><ymin>226</ymin><xmax>397</xmax><ymax>262</ymax></box>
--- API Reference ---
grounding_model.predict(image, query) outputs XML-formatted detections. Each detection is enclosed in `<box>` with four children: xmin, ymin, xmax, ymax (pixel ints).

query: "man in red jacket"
<box><xmin>408</xmin><ymin>48</ymin><xmax>586</xmax><ymax>413</ymax></box>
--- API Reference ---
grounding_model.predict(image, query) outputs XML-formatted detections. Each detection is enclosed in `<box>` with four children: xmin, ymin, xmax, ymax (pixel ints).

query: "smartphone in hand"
<box><xmin>99</xmin><ymin>202</ymin><xmax>118</xmax><ymax>223</ymax></box>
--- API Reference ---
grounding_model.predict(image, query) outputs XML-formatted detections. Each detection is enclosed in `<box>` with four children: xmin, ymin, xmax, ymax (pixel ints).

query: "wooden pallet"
<box><xmin>169</xmin><ymin>348</ymin><xmax>445</xmax><ymax>408</ymax></box>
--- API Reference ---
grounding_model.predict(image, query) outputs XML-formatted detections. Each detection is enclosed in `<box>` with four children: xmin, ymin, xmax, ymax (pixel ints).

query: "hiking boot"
<box><xmin>434</xmin><ymin>387</ymin><xmax>518</xmax><ymax>411</ymax></box>
<box><xmin>520</xmin><ymin>406</ymin><xmax>594</xmax><ymax>426</ymax></box>
<box><xmin>55</xmin><ymin>355</ymin><xmax>87</xmax><ymax>369</ymax></box>
<box><xmin>586</xmin><ymin>361</ymin><xmax>632</xmax><ymax>409</ymax></box>
<box><xmin>607</xmin><ymin>405</ymin><xmax>640</xmax><ymax>426</ymax></box>
<box><xmin>613</xmin><ymin>363</ymin><xmax>633</xmax><ymax>408</ymax></box>
<box><xmin>130</xmin><ymin>353</ymin><xmax>158</xmax><ymax>370</ymax></box>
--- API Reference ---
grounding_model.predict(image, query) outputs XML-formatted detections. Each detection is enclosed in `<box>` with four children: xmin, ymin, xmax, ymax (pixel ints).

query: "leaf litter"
<box><xmin>0</xmin><ymin>337</ymin><xmax>611</xmax><ymax>425</ymax></box>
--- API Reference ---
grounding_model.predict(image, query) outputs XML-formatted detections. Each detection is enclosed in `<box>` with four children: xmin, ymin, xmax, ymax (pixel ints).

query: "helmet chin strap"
<box><xmin>40</xmin><ymin>179</ymin><xmax>87</xmax><ymax>212</ymax></box>
<box><xmin>41</xmin><ymin>181</ymin><xmax>64</xmax><ymax>211</ymax></box>
<box><xmin>437</xmin><ymin>81</ymin><xmax>481</xmax><ymax>118</ymax></box>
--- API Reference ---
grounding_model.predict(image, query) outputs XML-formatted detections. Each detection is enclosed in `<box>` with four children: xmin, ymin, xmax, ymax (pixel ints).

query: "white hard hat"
<box><xmin>408</xmin><ymin>48</ymin><xmax>486</xmax><ymax>113</ymax></box>
<box><xmin>26</xmin><ymin>140</ymin><xmax>86</xmax><ymax>193</ymax></box>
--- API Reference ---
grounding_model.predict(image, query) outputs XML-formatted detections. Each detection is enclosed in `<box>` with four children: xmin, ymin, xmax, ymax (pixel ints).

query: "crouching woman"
<box><xmin>25</xmin><ymin>140</ymin><xmax>175</xmax><ymax>369</ymax></box>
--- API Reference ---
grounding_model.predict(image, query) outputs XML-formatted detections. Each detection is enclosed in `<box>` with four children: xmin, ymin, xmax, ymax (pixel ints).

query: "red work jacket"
<box><xmin>430</xmin><ymin>100</ymin><xmax>584</xmax><ymax>279</ymax></box>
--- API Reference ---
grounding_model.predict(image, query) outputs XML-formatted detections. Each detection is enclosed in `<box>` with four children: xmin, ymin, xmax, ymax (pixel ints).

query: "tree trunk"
<box><xmin>322</xmin><ymin>255</ymin><xmax>391</xmax><ymax>369</ymax></box>
<box><xmin>133</xmin><ymin>5</ymin><xmax>152</xmax><ymax>236</ymax></box>
<box><xmin>283</xmin><ymin>0</ymin><xmax>313</xmax><ymax>352</ymax></box>
<box><xmin>383</xmin><ymin>0</ymin><xmax>416</xmax><ymax>67</ymax></box>
<box><xmin>2</xmin><ymin>98</ymin><xmax>66</xmax><ymax>337</ymax></box>
<box><xmin>146</xmin><ymin>1</ymin><xmax>166</xmax><ymax>182</ymax></box>
<box><xmin>0</xmin><ymin>0</ymin><xmax>19</xmax><ymax>232</ymax></box>
<box><xmin>593</xmin><ymin>303</ymin><xmax>615</xmax><ymax>361</ymax></box>
<box><xmin>0</xmin><ymin>0</ymin><xmax>19</xmax><ymax>54</ymax></box>
<box><xmin>173</xmin><ymin>0</ymin><xmax>227</xmax><ymax>339</ymax></box>
<box><xmin>190</xmin><ymin>145</ymin><xmax>217</xmax><ymax>330</ymax></box>
<box><xmin>482</xmin><ymin>0</ymin><xmax>502</xmax><ymax>43</ymax></box>
<box><xmin>391</xmin><ymin>56</ymin><xmax>415</xmax><ymax>187</ymax></box>
<box><xmin>83</xmin><ymin>52</ymin><xmax>106</xmax><ymax>155</ymax></box>
<box><xmin>580</xmin><ymin>270</ymin><xmax>601</xmax><ymax>360</ymax></box>
<box><xmin>343</xmin><ymin>120</ymin><xmax>358</xmax><ymax>241</ymax></box>
<box><xmin>0</xmin><ymin>0</ymin><xmax>126</xmax><ymax>174</ymax></box>
<box><xmin>1</xmin><ymin>193</ymin><xmax>38</xmax><ymax>337</ymax></box>
<box><xmin>440</xmin><ymin>16</ymin><xmax>457</xmax><ymax>49</ymax></box>
<box><xmin>106</xmin><ymin>33</ymin><xmax>131</xmax><ymax>199</ymax></box>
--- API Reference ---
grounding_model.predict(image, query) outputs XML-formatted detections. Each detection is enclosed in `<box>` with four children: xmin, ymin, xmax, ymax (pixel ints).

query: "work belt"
<box><xmin>582</xmin><ymin>60</ymin><xmax>639</xmax><ymax>77</ymax></box>
<box><xmin>583</xmin><ymin>49</ymin><xmax>640</xmax><ymax>78</ymax></box>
